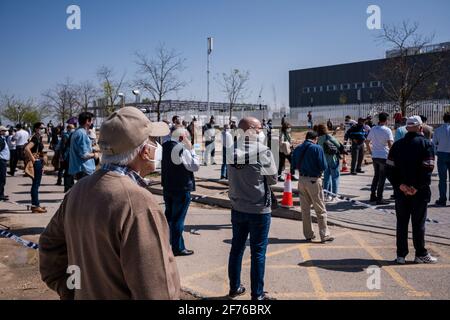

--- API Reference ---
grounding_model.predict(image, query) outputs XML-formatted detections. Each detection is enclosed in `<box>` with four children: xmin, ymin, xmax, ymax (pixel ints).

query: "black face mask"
<box><xmin>90</xmin><ymin>124</ymin><xmax>94</xmax><ymax>129</ymax></box>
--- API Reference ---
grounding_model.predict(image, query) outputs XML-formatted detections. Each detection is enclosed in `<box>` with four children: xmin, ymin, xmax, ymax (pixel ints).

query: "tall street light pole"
<box><xmin>207</xmin><ymin>37</ymin><xmax>213</xmax><ymax>119</ymax></box>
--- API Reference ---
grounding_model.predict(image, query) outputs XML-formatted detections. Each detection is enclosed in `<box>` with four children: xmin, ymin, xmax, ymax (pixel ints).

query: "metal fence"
<box><xmin>278</xmin><ymin>99</ymin><xmax>450</xmax><ymax>127</ymax></box>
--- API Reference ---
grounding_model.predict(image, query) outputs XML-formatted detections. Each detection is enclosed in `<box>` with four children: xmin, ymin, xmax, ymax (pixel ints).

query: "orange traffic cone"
<box><xmin>341</xmin><ymin>157</ymin><xmax>349</xmax><ymax>173</ymax></box>
<box><xmin>281</xmin><ymin>172</ymin><xmax>294</xmax><ymax>208</ymax></box>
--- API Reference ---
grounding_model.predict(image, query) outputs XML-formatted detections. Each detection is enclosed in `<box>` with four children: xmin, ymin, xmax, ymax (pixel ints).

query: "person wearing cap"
<box><xmin>68</xmin><ymin>112</ymin><xmax>99</xmax><ymax>181</ymax></box>
<box><xmin>433</xmin><ymin>112</ymin><xmax>450</xmax><ymax>207</ymax></box>
<box><xmin>386</xmin><ymin>115</ymin><xmax>437</xmax><ymax>264</ymax></box>
<box><xmin>344</xmin><ymin>117</ymin><xmax>368</xmax><ymax>175</ymax></box>
<box><xmin>39</xmin><ymin>107</ymin><xmax>180</xmax><ymax>299</ymax></box>
<box><xmin>0</xmin><ymin>126</ymin><xmax>10</xmax><ymax>201</ymax></box>
<box><xmin>161</xmin><ymin>125</ymin><xmax>200</xmax><ymax>256</ymax></box>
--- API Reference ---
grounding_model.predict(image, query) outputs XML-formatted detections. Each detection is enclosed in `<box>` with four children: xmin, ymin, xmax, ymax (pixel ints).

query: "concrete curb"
<box><xmin>149</xmin><ymin>183</ymin><xmax>450</xmax><ymax>247</ymax></box>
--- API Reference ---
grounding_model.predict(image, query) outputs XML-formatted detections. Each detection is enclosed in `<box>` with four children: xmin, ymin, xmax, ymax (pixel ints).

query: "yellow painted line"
<box><xmin>298</xmin><ymin>247</ymin><xmax>327</xmax><ymax>300</ymax></box>
<box><xmin>275</xmin><ymin>291</ymin><xmax>383</xmax><ymax>299</ymax></box>
<box><xmin>351</xmin><ymin>233</ymin><xmax>431</xmax><ymax>297</ymax></box>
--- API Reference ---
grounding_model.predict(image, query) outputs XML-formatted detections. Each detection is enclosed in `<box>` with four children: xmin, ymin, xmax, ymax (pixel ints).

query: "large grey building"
<box><xmin>289</xmin><ymin>43</ymin><xmax>450</xmax><ymax>108</ymax></box>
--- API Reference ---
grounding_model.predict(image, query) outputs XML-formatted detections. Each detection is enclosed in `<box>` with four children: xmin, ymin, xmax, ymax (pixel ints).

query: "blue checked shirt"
<box><xmin>101</xmin><ymin>164</ymin><xmax>149</xmax><ymax>188</ymax></box>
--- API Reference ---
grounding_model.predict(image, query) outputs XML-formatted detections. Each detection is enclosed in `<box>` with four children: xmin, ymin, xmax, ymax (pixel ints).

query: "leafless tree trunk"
<box><xmin>97</xmin><ymin>66</ymin><xmax>126</xmax><ymax>115</ymax></box>
<box><xmin>77</xmin><ymin>80</ymin><xmax>98</xmax><ymax>112</ymax></box>
<box><xmin>42</xmin><ymin>79</ymin><xmax>81</xmax><ymax>124</ymax></box>
<box><xmin>134</xmin><ymin>44</ymin><xmax>187</xmax><ymax>121</ymax></box>
<box><xmin>375</xmin><ymin>21</ymin><xmax>448</xmax><ymax>116</ymax></box>
<box><xmin>219</xmin><ymin>69</ymin><xmax>250</xmax><ymax>123</ymax></box>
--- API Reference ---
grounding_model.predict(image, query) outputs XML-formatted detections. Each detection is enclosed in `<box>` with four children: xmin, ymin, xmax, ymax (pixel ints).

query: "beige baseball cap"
<box><xmin>99</xmin><ymin>107</ymin><xmax>169</xmax><ymax>156</ymax></box>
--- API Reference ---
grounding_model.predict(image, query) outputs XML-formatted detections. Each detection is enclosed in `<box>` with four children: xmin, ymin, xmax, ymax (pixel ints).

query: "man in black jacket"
<box><xmin>386</xmin><ymin>116</ymin><xmax>437</xmax><ymax>264</ymax></box>
<box><xmin>344</xmin><ymin>117</ymin><xmax>367</xmax><ymax>175</ymax></box>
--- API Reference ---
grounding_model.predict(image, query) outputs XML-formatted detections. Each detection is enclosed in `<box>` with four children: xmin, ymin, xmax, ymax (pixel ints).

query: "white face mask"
<box><xmin>146</xmin><ymin>141</ymin><xmax>163</xmax><ymax>164</ymax></box>
<box><xmin>40</xmin><ymin>129</ymin><xmax>46</xmax><ymax>135</ymax></box>
<box><xmin>257</xmin><ymin>131</ymin><xmax>266</xmax><ymax>143</ymax></box>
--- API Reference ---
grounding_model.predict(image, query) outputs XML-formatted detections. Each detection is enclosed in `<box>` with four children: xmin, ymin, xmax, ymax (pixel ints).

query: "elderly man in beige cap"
<box><xmin>39</xmin><ymin>107</ymin><xmax>181</xmax><ymax>300</ymax></box>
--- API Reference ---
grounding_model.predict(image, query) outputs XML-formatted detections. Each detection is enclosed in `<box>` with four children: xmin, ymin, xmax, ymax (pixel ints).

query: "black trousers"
<box><xmin>278</xmin><ymin>152</ymin><xmax>295</xmax><ymax>176</ymax></box>
<box><xmin>0</xmin><ymin>159</ymin><xmax>7</xmax><ymax>197</ymax></box>
<box><xmin>371</xmin><ymin>158</ymin><xmax>387</xmax><ymax>200</ymax></box>
<box><xmin>395</xmin><ymin>190</ymin><xmax>429</xmax><ymax>258</ymax></box>
<box><xmin>9</xmin><ymin>149</ymin><xmax>18</xmax><ymax>175</ymax></box>
<box><xmin>351</xmin><ymin>143</ymin><xmax>364</xmax><ymax>172</ymax></box>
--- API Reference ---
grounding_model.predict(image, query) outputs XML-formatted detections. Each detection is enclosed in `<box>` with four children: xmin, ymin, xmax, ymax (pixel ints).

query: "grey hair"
<box><xmin>100</xmin><ymin>139</ymin><xmax>148</xmax><ymax>166</ymax></box>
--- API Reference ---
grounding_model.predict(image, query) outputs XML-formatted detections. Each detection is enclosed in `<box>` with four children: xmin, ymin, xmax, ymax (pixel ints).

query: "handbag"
<box><xmin>24</xmin><ymin>160</ymin><xmax>35</xmax><ymax>179</ymax></box>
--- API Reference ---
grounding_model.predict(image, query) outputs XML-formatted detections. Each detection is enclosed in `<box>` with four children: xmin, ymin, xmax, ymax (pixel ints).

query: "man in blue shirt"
<box><xmin>292</xmin><ymin>131</ymin><xmax>334</xmax><ymax>243</ymax></box>
<box><xmin>69</xmin><ymin>112</ymin><xmax>98</xmax><ymax>180</ymax></box>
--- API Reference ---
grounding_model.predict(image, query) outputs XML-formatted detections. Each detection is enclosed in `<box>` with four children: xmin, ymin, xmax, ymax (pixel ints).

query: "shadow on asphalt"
<box><xmin>9</xmin><ymin>227</ymin><xmax>45</xmax><ymax>236</ymax></box>
<box><xmin>298</xmin><ymin>258</ymin><xmax>398</xmax><ymax>272</ymax></box>
<box><xmin>196</xmin><ymin>184</ymin><xmax>228</xmax><ymax>191</ymax></box>
<box><xmin>185</xmin><ymin>224</ymin><xmax>232</xmax><ymax>232</ymax></box>
<box><xmin>222</xmin><ymin>238</ymin><xmax>311</xmax><ymax>245</ymax></box>
<box><xmin>14</xmin><ymin>199</ymin><xmax>62</xmax><ymax>204</ymax></box>
<box><xmin>13</xmin><ymin>191</ymin><xmax>62</xmax><ymax>195</ymax></box>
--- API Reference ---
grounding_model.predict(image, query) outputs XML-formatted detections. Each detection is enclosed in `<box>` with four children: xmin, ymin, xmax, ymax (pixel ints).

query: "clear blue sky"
<box><xmin>1</xmin><ymin>0</ymin><xmax>449</xmax><ymax>109</ymax></box>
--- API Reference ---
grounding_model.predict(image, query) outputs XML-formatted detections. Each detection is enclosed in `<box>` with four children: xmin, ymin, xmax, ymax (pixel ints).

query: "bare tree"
<box><xmin>42</xmin><ymin>79</ymin><xmax>81</xmax><ymax>124</ymax></box>
<box><xmin>375</xmin><ymin>21</ymin><xmax>449</xmax><ymax>116</ymax></box>
<box><xmin>1</xmin><ymin>94</ymin><xmax>47</xmax><ymax>125</ymax></box>
<box><xmin>97</xmin><ymin>66</ymin><xmax>126</xmax><ymax>115</ymax></box>
<box><xmin>219</xmin><ymin>69</ymin><xmax>250</xmax><ymax>122</ymax></box>
<box><xmin>134</xmin><ymin>44</ymin><xmax>187</xmax><ymax>121</ymax></box>
<box><xmin>77</xmin><ymin>80</ymin><xmax>98</xmax><ymax>112</ymax></box>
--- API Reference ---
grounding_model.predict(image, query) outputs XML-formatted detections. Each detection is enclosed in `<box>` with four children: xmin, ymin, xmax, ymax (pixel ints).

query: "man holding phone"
<box><xmin>161</xmin><ymin>125</ymin><xmax>200</xmax><ymax>256</ymax></box>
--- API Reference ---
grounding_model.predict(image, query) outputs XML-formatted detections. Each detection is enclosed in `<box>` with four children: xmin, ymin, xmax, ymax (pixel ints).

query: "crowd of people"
<box><xmin>1</xmin><ymin>106</ymin><xmax>449</xmax><ymax>300</ymax></box>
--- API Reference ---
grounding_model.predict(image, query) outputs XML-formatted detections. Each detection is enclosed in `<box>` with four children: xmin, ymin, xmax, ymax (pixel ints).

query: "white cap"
<box><xmin>406</xmin><ymin>116</ymin><xmax>423</xmax><ymax>127</ymax></box>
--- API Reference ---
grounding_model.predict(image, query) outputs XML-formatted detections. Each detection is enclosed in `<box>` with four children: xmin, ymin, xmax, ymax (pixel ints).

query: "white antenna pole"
<box><xmin>207</xmin><ymin>37</ymin><xmax>213</xmax><ymax>119</ymax></box>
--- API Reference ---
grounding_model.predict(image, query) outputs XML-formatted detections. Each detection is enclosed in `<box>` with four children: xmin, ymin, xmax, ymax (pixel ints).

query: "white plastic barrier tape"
<box><xmin>0</xmin><ymin>229</ymin><xmax>39</xmax><ymax>250</ymax></box>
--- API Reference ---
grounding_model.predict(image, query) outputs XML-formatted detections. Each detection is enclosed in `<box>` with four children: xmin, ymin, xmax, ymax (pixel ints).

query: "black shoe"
<box><xmin>351</xmin><ymin>172</ymin><xmax>357</xmax><ymax>175</ymax></box>
<box><xmin>228</xmin><ymin>285</ymin><xmax>246</xmax><ymax>298</ymax></box>
<box><xmin>306</xmin><ymin>235</ymin><xmax>316</xmax><ymax>242</ymax></box>
<box><xmin>356</xmin><ymin>170</ymin><xmax>365</xmax><ymax>173</ymax></box>
<box><xmin>173</xmin><ymin>249</ymin><xmax>194</xmax><ymax>256</ymax></box>
<box><xmin>278</xmin><ymin>177</ymin><xmax>285</xmax><ymax>182</ymax></box>
<box><xmin>291</xmin><ymin>176</ymin><xmax>298</xmax><ymax>181</ymax></box>
<box><xmin>370</xmin><ymin>194</ymin><xmax>377</xmax><ymax>202</ymax></box>
<box><xmin>376</xmin><ymin>199</ymin><xmax>390</xmax><ymax>205</ymax></box>
<box><xmin>55</xmin><ymin>181</ymin><xmax>62</xmax><ymax>186</ymax></box>
<box><xmin>435</xmin><ymin>200</ymin><xmax>447</xmax><ymax>207</ymax></box>
<box><xmin>252</xmin><ymin>292</ymin><xmax>276</xmax><ymax>301</ymax></box>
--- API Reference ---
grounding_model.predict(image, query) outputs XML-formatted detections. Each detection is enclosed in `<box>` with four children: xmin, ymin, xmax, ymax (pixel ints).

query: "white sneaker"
<box><xmin>414</xmin><ymin>254</ymin><xmax>438</xmax><ymax>264</ymax></box>
<box><xmin>396</xmin><ymin>257</ymin><xmax>406</xmax><ymax>265</ymax></box>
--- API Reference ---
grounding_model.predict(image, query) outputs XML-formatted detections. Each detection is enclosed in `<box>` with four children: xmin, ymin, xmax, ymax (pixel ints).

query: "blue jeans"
<box><xmin>323</xmin><ymin>160</ymin><xmax>340</xmax><ymax>195</ymax></box>
<box><xmin>437</xmin><ymin>152</ymin><xmax>450</xmax><ymax>202</ymax></box>
<box><xmin>221</xmin><ymin>147</ymin><xmax>227</xmax><ymax>179</ymax></box>
<box><xmin>228</xmin><ymin>210</ymin><xmax>271</xmax><ymax>298</ymax></box>
<box><xmin>163</xmin><ymin>191</ymin><xmax>191</xmax><ymax>253</ymax></box>
<box><xmin>31</xmin><ymin>160</ymin><xmax>43</xmax><ymax>207</ymax></box>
